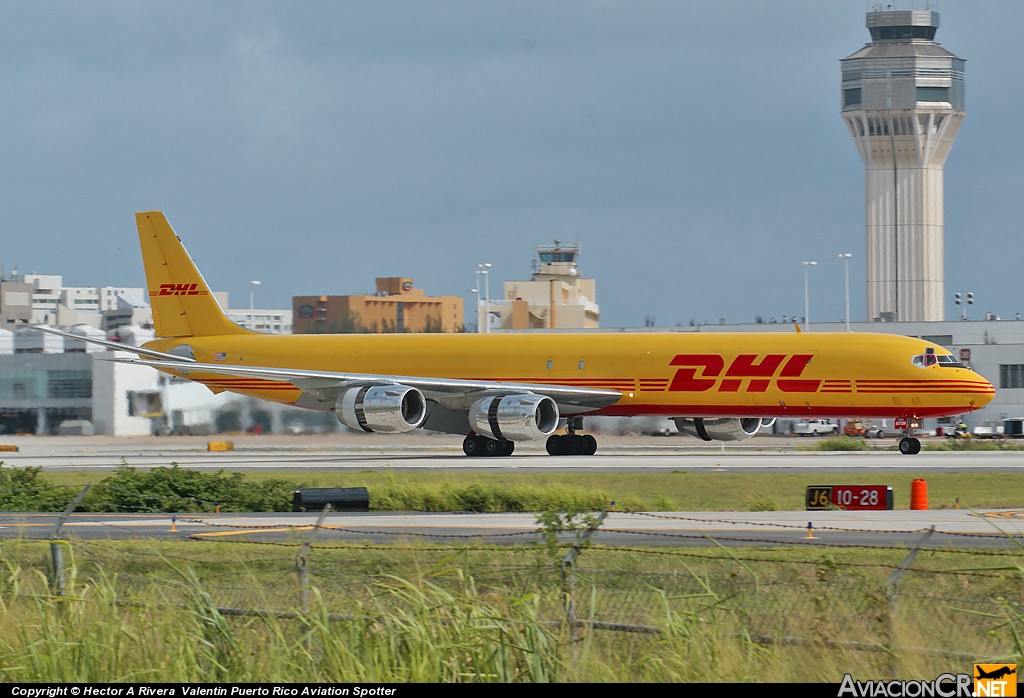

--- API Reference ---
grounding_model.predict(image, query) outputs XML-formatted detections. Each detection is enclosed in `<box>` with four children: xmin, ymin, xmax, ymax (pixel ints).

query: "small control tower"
<box><xmin>491</xmin><ymin>241</ymin><xmax>600</xmax><ymax>330</ymax></box>
<box><xmin>841</xmin><ymin>2</ymin><xmax>965</xmax><ymax>322</ymax></box>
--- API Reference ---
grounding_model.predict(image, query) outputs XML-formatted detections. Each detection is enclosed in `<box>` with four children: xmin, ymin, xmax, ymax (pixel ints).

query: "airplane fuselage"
<box><xmin>144</xmin><ymin>330</ymin><xmax>993</xmax><ymax>420</ymax></box>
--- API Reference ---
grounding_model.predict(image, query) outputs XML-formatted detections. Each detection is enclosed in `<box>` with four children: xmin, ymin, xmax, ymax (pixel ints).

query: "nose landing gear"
<box><xmin>898</xmin><ymin>437</ymin><xmax>921</xmax><ymax>455</ymax></box>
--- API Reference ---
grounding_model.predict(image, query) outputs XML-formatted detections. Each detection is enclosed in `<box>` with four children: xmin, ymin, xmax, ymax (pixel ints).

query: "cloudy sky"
<box><xmin>1</xmin><ymin>0</ymin><xmax>1021</xmax><ymax>329</ymax></box>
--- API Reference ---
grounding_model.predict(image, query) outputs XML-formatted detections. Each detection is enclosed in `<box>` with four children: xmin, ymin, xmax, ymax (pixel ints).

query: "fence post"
<box><xmin>295</xmin><ymin>503</ymin><xmax>332</xmax><ymax>611</ymax></box>
<box><xmin>882</xmin><ymin>525</ymin><xmax>934</xmax><ymax>678</ymax></box>
<box><xmin>560</xmin><ymin>509</ymin><xmax>608</xmax><ymax>642</ymax></box>
<box><xmin>48</xmin><ymin>484</ymin><xmax>91</xmax><ymax>596</ymax></box>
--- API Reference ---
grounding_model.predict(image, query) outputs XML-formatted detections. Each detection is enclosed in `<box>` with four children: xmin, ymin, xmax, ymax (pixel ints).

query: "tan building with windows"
<box><xmin>292</xmin><ymin>277</ymin><xmax>464</xmax><ymax>334</ymax></box>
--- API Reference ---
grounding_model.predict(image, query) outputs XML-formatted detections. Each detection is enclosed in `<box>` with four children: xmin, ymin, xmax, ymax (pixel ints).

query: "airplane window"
<box><xmin>914</xmin><ymin>353</ymin><xmax>964</xmax><ymax>368</ymax></box>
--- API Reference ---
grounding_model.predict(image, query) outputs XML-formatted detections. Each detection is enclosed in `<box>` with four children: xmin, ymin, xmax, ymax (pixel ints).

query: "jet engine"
<box><xmin>469</xmin><ymin>393</ymin><xmax>559</xmax><ymax>442</ymax></box>
<box><xmin>673</xmin><ymin>417</ymin><xmax>771</xmax><ymax>442</ymax></box>
<box><xmin>336</xmin><ymin>384</ymin><xmax>427</xmax><ymax>433</ymax></box>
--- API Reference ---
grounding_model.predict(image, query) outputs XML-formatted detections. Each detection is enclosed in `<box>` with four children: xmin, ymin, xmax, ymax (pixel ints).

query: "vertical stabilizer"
<box><xmin>136</xmin><ymin>211</ymin><xmax>251</xmax><ymax>338</ymax></box>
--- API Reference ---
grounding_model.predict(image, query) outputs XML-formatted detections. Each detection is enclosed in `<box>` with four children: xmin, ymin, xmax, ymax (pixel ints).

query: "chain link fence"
<box><xmin>3</xmin><ymin>494</ymin><xmax>1022</xmax><ymax>667</ymax></box>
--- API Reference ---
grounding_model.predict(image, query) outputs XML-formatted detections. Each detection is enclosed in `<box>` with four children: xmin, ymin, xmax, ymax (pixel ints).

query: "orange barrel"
<box><xmin>910</xmin><ymin>479</ymin><xmax>928</xmax><ymax>510</ymax></box>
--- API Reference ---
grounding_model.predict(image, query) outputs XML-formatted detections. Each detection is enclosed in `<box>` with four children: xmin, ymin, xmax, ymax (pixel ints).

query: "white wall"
<box><xmin>91</xmin><ymin>351</ymin><xmax>160</xmax><ymax>435</ymax></box>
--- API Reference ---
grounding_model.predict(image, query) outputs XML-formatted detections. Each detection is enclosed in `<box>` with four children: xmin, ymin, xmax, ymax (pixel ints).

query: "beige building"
<box><xmin>293</xmin><ymin>277</ymin><xmax>464</xmax><ymax>334</ymax></box>
<box><xmin>487</xmin><ymin>241</ymin><xmax>599</xmax><ymax>330</ymax></box>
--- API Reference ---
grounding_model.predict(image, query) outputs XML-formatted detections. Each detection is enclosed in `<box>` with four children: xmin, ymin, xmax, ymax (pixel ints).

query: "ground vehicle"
<box><xmin>843</xmin><ymin>420</ymin><xmax>885</xmax><ymax>438</ymax></box>
<box><xmin>792</xmin><ymin>419</ymin><xmax>839</xmax><ymax>436</ymax></box>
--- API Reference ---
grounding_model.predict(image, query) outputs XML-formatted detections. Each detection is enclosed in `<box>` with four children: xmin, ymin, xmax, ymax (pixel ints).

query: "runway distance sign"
<box><xmin>806</xmin><ymin>485</ymin><xmax>894</xmax><ymax>511</ymax></box>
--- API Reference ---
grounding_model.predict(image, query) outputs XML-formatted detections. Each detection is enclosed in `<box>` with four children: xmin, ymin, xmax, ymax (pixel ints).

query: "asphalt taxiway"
<box><xmin>2</xmin><ymin>432</ymin><xmax>1023</xmax><ymax>549</ymax></box>
<box><xmin>0</xmin><ymin>431</ymin><xmax>1020</xmax><ymax>472</ymax></box>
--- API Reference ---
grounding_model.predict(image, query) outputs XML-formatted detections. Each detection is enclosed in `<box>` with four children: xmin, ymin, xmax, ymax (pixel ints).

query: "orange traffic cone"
<box><xmin>911</xmin><ymin>479</ymin><xmax>928</xmax><ymax>510</ymax></box>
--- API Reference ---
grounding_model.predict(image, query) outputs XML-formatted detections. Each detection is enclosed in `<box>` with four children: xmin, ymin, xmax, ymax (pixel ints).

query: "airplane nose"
<box><xmin>971</xmin><ymin>374</ymin><xmax>996</xmax><ymax>407</ymax></box>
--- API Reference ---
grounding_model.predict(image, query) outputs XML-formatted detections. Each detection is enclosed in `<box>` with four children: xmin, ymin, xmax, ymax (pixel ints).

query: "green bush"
<box><xmin>811</xmin><ymin>436</ymin><xmax>870</xmax><ymax>451</ymax></box>
<box><xmin>80</xmin><ymin>464</ymin><xmax>296</xmax><ymax>513</ymax></box>
<box><xmin>0</xmin><ymin>465</ymin><xmax>75</xmax><ymax>511</ymax></box>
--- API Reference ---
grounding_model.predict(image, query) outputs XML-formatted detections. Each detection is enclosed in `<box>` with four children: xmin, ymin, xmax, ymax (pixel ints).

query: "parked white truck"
<box><xmin>791</xmin><ymin>419</ymin><xmax>839</xmax><ymax>436</ymax></box>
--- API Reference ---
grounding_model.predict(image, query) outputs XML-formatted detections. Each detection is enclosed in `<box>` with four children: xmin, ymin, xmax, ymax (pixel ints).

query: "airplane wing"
<box><xmin>109</xmin><ymin>356</ymin><xmax>623</xmax><ymax>414</ymax></box>
<box><xmin>33</xmin><ymin>325</ymin><xmax>198</xmax><ymax>363</ymax></box>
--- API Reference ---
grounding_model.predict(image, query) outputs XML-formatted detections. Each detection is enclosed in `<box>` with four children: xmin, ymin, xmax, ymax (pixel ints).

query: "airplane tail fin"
<box><xmin>136</xmin><ymin>211</ymin><xmax>252</xmax><ymax>339</ymax></box>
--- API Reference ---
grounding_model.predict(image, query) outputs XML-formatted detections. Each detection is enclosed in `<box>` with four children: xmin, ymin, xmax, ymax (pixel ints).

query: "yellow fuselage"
<box><xmin>145</xmin><ymin>330</ymin><xmax>994</xmax><ymax>420</ymax></box>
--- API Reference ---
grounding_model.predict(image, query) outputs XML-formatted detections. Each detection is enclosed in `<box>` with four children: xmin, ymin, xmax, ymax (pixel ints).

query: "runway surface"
<box><xmin>3</xmin><ymin>508</ymin><xmax>1024</xmax><ymax>549</ymax></box>
<box><xmin>0</xmin><ymin>431</ymin><xmax>1019</xmax><ymax>472</ymax></box>
<box><xmin>2</xmin><ymin>432</ymin><xmax>1023</xmax><ymax>549</ymax></box>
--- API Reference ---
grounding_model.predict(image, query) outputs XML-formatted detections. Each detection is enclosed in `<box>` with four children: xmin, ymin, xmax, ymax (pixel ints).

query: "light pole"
<box><xmin>475</xmin><ymin>263</ymin><xmax>492</xmax><ymax>333</ymax></box>
<box><xmin>954</xmin><ymin>291</ymin><xmax>974</xmax><ymax>320</ymax></box>
<box><xmin>470</xmin><ymin>285</ymin><xmax>480</xmax><ymax>332</ymax></box>
<box><xmin>801</xmin><ymin>261</ymin><xmax>817</xmax><ymax>331</ymax></box>
<box><xmin>248</xmin><ymin>280</ymin><xmax>261</xmax><ymax>331</ymax></box>
<box><xmin>837</xmin><ymin>253</ymin><xmax>852</xmax><ymax>332</ymax></box>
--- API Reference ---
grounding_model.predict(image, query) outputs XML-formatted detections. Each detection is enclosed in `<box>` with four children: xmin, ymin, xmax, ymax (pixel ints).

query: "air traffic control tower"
<box><xmin>841</xmin><ymin>4</ymin><xmax>964</xmax><ymax>322</ymax></box>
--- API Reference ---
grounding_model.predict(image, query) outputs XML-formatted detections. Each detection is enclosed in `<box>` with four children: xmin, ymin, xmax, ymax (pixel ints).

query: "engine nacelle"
<box><xmin>673</xmin><ymin>417</ymin><xmax>769</xmax><ymax>442</ymax></box>
<box><xmin>336</xmin><ymin>384</ymin><xmax>427</xmax><ymax>433</ymax></box>
<box><xmin>469</xmin><ymin>393</ymin><xmax>559</xmax><ymax>442</ymax></box>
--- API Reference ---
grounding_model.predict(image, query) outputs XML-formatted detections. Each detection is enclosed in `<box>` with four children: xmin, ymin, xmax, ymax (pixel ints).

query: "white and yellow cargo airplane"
<box><xmin>41</xmin><ymin>211</ymin><xmax>995</xmax><ymax>457</ymax></box>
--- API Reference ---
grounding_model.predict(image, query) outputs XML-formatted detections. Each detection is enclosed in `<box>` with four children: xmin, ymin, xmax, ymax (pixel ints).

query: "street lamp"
<box><xmin>801</xmin><ymin>261</ymin><xmax>817</xmax><ymax>331</ymax></box>
<box><xmin>475</xmin><ymin>263</ymin><xmax>492</xmax><ymax>333</ymax></box>
<box><xmin>470</xmin><ymin>285</ymin><xmax>480</xmax><ymax>332</ymax></box>
<box><xmin>248</xmin><ymin>280</ymin><xmax>261</xmax><ymax>331</ymax></box>
<box><xmin>837</xmin><ymin>253</ymin><xmax>852</xmax><ymax>332</ymax></box>
<box><xmin>954</xmin><ymin>291</ymin><xmax>974</xmax><ymax>320</ymax></box>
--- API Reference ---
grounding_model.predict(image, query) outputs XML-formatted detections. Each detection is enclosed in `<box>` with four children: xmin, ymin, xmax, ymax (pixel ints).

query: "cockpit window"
<box><xmin>912</xmin><ymin>349</ymin><xmax>963</xmax><ymax>368</ymax></box>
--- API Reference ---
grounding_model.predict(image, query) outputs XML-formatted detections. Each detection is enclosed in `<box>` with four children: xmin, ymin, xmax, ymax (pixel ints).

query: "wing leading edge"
<box><xmin>33</xmin><ymin>325</ymin><xmax>198</xmax><ymax>363</ymax></box>
<box><xmin>109</xmin><ymin>356</ymin><xmax>623</xmax><ymax>414</ymax></box>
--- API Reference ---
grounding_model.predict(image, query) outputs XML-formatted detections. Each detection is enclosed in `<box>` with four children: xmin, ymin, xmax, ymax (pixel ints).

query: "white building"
<box><xmin>227</xmin><ymin>307</ymin><xmax>293</xmax><ymax>334</ymax></box>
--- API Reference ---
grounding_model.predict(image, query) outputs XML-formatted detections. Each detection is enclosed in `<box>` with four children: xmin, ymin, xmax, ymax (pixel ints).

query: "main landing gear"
<box><xmin>461</xmin><ymin>418</ymin><xmax>600</xmax><ymax>457</ymax></box>
<box><xmin>462</xmin><ymin>434</ymin><xmax>514</xmax><ymax>457</ymax></box>
<box><xmin>545</xmin><ymin>417</ymin><xmax>598</xmax><ymax>456</ymax></box>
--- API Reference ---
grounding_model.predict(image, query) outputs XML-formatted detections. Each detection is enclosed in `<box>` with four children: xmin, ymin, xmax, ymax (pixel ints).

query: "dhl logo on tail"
<box><xmin>151</xmin><ymin>283</ymin><xmax>209</xmax><ymax>297</ymax></box>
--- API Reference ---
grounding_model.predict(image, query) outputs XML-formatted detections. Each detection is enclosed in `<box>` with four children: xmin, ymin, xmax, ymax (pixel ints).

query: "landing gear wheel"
<box><xmin>464</xmin><ymin>435</ymin><xmax>515</xmax><ymax>457</ymax></box>
<box><xmin>546</xmin><ymin>434</ymin><xmax>565</xmax><ymax>456</ymax></box>
<box><xmin>463</xmin><ymin>435</ymin><xmax>484</xmax><ymax>457</ymax></box>
<box><xmin>568</xmin><ymin>436</ymin><xmax>585</xmax><ymax>455</ymax></box>
<box><xmin>545</xmin><ymin>434</ymin><xmax>597</xmax><ymax>456</ymax></box>
<box><xmin>898</xmin><ymin>437</ymin><xmax>922</xmax><ymax>455</ymax></box>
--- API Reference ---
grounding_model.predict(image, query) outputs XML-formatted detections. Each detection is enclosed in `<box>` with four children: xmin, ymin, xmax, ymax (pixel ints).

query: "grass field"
<box><xmin>4</xmin><ymin>454</ymin><xmax>1024</xmax><ymax>681</ymax></box>
<box><xmin>23</xmin><ymin>467</ymin><xmax>1024</xmax><ymax>512</ymax></box>
<box><xmin>3</xmin><ymin>536</ymin><xmax>1023</xmax><ymax>682</ymax></box>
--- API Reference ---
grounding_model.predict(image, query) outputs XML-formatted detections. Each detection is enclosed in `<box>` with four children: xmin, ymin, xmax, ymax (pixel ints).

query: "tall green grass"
<box><xmin>2</xmin><ymin>541</ymin><xmax>1023</xmax><ymax>682</ymax></box>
